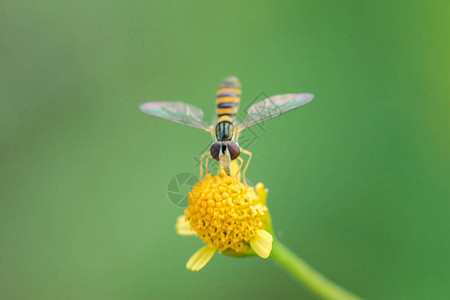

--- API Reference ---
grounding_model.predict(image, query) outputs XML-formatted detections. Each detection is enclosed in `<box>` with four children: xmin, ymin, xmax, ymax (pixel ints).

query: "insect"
<box><xmin>140</xmin><ymin>76</ymin><xmax>314</xmax><ymax>182</ymax></box>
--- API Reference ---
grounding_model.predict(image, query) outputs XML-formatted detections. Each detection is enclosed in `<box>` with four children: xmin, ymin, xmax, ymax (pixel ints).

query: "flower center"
<box><xmin>185</xmin><ymin>172</ymin><xmax>267</xmax><ymax>253</ymax></box>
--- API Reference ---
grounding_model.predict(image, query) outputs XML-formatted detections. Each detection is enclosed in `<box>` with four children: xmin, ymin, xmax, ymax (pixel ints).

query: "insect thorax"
<box><xmin>215</xmin><ymin>121</ymin><xmax>234</xmax><ymax>141</ymax></box>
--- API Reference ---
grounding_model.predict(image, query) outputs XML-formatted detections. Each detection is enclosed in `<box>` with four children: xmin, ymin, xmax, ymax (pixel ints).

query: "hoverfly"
<box><xmin>140</xmin><ymin>76</ymin><xmax>314</xmax><ymax>182</ymax></box>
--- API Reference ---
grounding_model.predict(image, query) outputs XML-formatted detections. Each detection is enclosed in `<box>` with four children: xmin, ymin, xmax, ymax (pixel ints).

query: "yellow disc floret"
<box><xmin>185</xmin><ymin>172</ymin><xmax>270</xmax><ymax>255</ymax></box>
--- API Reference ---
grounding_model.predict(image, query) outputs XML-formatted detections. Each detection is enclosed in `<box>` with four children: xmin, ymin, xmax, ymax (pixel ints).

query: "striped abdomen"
<box><xmin>215</xmin><ymin>76</ymin><xmax>241</xmax><ymax>141</ymax></box>
<box><xmin>216</xmin><ymin>76</ymin><xmax>241</xmax><ymax>120</ymax></box>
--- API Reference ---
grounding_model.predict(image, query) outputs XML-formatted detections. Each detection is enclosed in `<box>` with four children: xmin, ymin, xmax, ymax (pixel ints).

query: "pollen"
<box><xmin>185</xmin><ymin>172</ymin><xmax>269</xmax><ymax>254</ymax></box>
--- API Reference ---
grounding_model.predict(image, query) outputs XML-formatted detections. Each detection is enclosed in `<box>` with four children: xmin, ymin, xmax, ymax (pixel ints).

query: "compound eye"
<box><xmin>227</xmin><ymin>142</ymin><xmax>240</xmax><ymax>160</ymax></box>
<box><xmin>210</xmin><ymin>142</ymin><xmax>221</xmax><ymax>161</ymax></box>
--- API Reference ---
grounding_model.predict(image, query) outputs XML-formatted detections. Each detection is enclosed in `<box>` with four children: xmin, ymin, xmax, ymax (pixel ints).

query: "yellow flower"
<box><xmin>176</xmin><ymin>171</ymin><xmax>273</xmax><ymax>271</ymax></box>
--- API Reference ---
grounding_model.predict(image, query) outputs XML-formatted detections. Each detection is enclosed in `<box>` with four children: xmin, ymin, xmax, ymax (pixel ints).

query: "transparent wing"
<box><xmin>237</xmin><ymin>93</ymin><xmax>314</xmax><ymax>131</ymax></box>
<box><xmin>139</xmin><ymin>101</ymin><xmax>211</xmax><ymax>131</ymax></box>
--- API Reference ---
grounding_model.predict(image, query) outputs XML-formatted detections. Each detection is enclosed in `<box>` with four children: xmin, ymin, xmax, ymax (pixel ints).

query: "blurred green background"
<box><xmin>1</xmin><ymin>1</ymin><xmax>449</xmax><ymax>299</ymax></box>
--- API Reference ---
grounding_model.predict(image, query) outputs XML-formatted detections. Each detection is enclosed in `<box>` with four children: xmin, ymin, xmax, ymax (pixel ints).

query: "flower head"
<box><xmin>176</xmin><ymin>170</ymin><xmax>273</xmax><ymax>271</ymax></box>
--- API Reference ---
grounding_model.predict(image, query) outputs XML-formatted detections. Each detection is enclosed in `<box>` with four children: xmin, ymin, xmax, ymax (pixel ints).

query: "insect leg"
<box><xmin>239</xmin><ymin>147</ymin><xmax>252</xmax><ymax>186</ymax></box>
<box><xmin>199</xmin><ymin>151</ymin><xmax>210</xmax><ymax>180</ymax></box>
<box><xmin>236</xmin><ymin>156</ymin><xmax>244</xmax><ymax>183</ymax></box>
<box><xmin>204</xmin><ymin>154</ymin><xmax>212</xmax><ymax>180</ymax></box>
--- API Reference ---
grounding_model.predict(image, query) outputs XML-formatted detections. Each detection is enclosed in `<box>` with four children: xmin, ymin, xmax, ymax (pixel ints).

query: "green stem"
<box><xmin>270</xmin><ymin>240</ymin><xmax>363</xmax><ymax>300</ymax></box>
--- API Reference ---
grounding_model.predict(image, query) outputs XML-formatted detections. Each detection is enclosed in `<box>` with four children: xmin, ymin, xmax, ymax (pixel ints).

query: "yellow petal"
<box><xmin>250</xmin><ymin>229</ymin><xmax>273</xmax><ymax>258</ymax></box>
<box><xmin>175</xmin><ymin>215</ymin><xmax>196</xmax><ymax>236</ymax></box>
<box><xmin>186</xmin><ymin>246</ymin><xmax>216</xmax><ymax>271</ymax></box>
<box><xmin>255</xmin><ymin>183</ymin><xmax>268</xmax><ymax>205</ymax></box>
